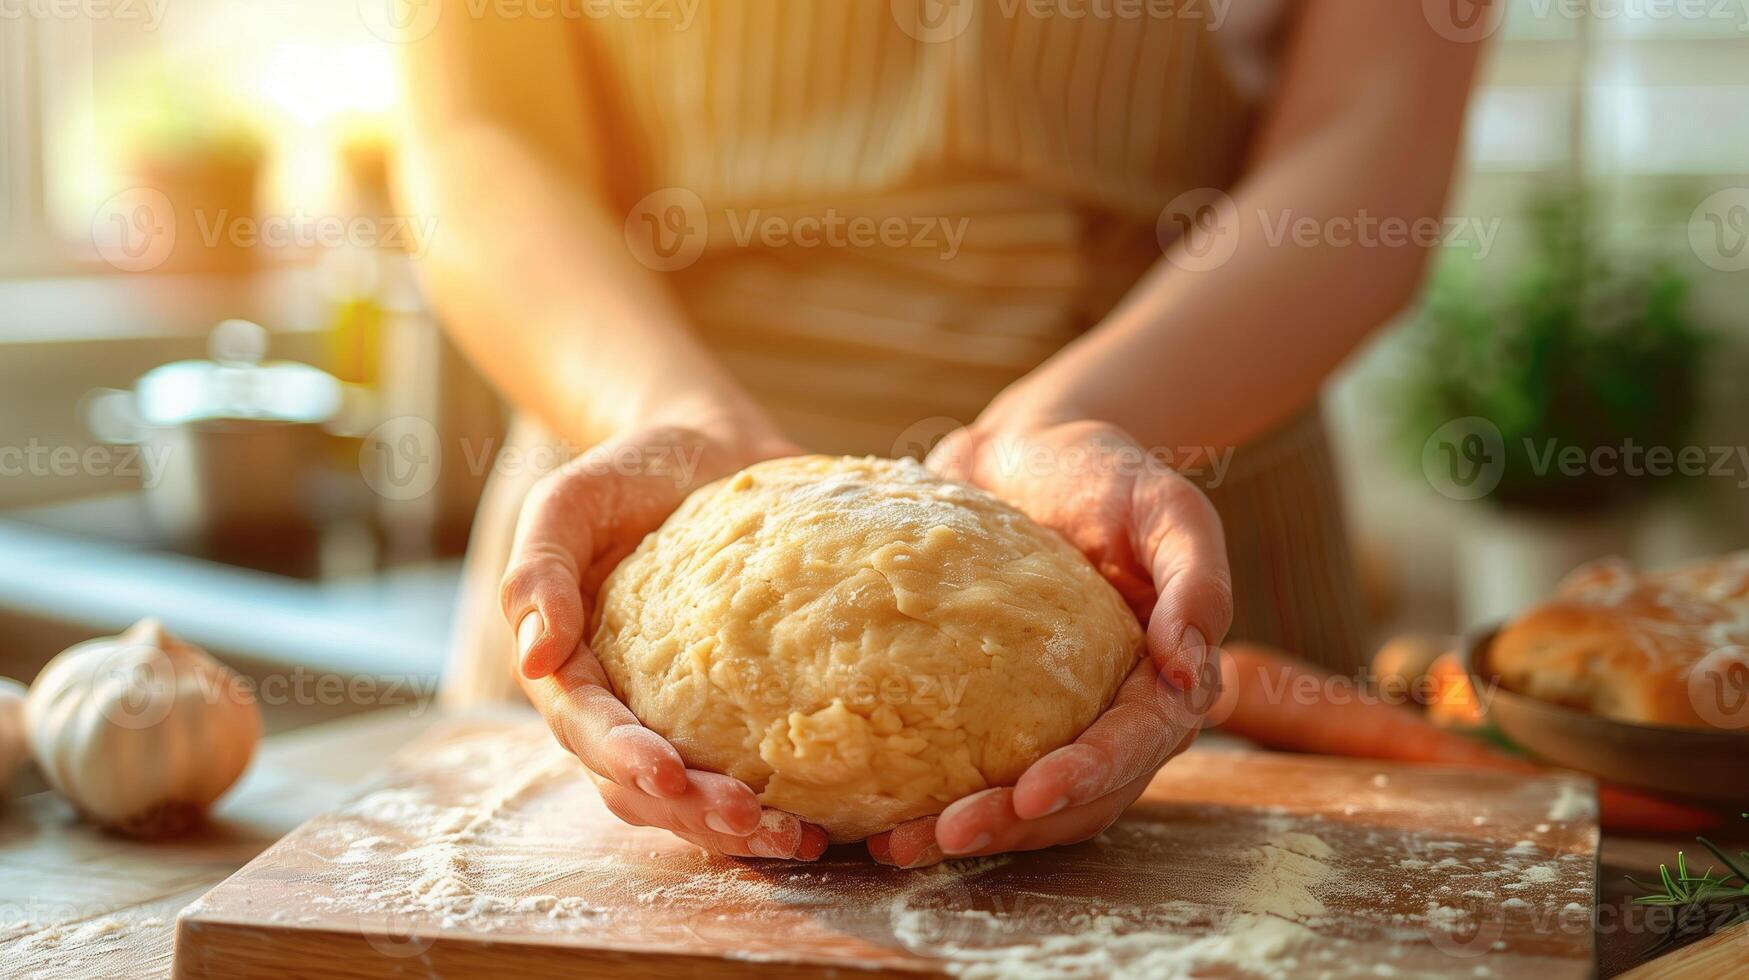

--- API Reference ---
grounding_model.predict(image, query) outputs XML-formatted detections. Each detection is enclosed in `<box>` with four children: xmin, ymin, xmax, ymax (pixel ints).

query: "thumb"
<box><xmin>500</xmin><ymin>472</ymin><xmax>599</xmax><ymax>679</ymax></box>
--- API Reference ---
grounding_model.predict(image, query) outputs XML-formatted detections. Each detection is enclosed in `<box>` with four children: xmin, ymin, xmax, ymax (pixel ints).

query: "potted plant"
<box><xmin>1395</xmin><ymin>184</ymin><xmax>1708</xmax><ymax>626</ymax></box>
<box><xmin>100</xmin><ymin>65</ymin><xmax>265</xmax><ymax>275</ymax></box>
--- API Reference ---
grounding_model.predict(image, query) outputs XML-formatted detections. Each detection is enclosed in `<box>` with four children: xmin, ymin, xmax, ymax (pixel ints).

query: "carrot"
<box><xmin>1214</xmin><ymin>644</ymin><xmax>1507</xmax><ymax>766</ymax></box>
<box><xmin>1426</xmin><ymin>652</ymin><xmax>1488</xmax><ymax>729</ymax></box>
<box><xmin>1214</xmin><ymin>643</ymin><xmax>1722</xmax><ymax>834</ymax></box>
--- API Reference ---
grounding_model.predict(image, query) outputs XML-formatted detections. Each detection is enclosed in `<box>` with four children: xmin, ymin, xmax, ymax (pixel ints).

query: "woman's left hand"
<box><xmin>867</xmin><ymin>420</ymin><xmax>1233</xmax><ymax>868</ymax></box>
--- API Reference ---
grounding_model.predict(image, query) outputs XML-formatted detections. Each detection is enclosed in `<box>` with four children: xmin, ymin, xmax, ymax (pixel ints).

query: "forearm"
<box><xmin>400</xmin><ymin>125</ymin><xmax>774</xmax><ymax>448</ymax></box>
<box><xmin>982</xmin><ymin>1</ymin><xmax>1487</xmax><ymax>453</ymax></box>
<box><xmin>987</xmin><ymin>118</ymin><xmax>1450</xmax><ymax>451</ymax></box>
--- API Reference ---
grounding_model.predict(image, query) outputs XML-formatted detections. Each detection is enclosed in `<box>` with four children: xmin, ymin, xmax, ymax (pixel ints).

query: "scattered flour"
<box><xmin>268</xmin><ymin>728</ymin><xmax>1597</xmax><ymax>979</ymax></box>
<box><xmin>892</xmin><ymin>828</ymin><xmax>1341</xmax><ymax>979</ymax></box>
<box><xmin>1544</xmin><ymin>781</ymin><xmax>1595</xmax><ymax>822</ymax></box>
<box><xmin>1518</xmin><ymin>864</ymin><xmax>1558</xmax><ymax>885</ymax></box>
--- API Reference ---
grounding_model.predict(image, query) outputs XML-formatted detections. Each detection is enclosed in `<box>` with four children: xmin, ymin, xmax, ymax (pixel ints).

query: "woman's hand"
<box><xmin>868</xmin><ymin>420</ymin><xmax>1233</xmax><ymax>868</ymax></box>
<box><xmin>502</xmin><ymin>421</ymin><xmax>830</xmax><ymax>861</ymax></box>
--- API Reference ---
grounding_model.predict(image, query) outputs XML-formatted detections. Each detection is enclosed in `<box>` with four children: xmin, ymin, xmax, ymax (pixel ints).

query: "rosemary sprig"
<box><xmin>1630</xmin><ymin>827</ymin><xmax>1749</xmax><ymax>960</ymax></box>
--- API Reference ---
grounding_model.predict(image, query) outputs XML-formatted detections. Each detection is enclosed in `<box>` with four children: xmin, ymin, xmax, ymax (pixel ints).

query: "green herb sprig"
<box><xmin>1629</xmin><ymin>830</ymin><xmax>1749</xmax><ymax>960</ymax></box>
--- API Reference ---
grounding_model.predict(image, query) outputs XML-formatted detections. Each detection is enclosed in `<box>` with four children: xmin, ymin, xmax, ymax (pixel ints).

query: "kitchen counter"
<box><xmin>0</xmin><ymin>709</ymin><xmax>1740</xmax><ymax>978</ymax></box>
<box><xmin>0</xmin><ymin>514</ymin><xmax>459</xmax><ymax>683</ymax></box>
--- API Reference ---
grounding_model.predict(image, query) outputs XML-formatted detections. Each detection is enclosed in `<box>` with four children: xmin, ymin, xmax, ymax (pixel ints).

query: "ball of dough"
<box><xmin>591</xmin><ymin>455</ymin><xmax>1143</xmax><ymax>842</ymax></box>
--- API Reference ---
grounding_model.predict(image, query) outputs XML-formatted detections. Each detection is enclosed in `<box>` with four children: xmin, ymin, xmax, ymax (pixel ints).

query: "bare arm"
<box><xmin>394</xmin><ymin>9</ymin><xmax>816</xmax><ymax>860</ymax></box>
<box><xmin>393</xmin><ymin>8</ymin><xmax>782</xmax><ymax>451</ymax></box>
<box><xmin>980</xmin><ymin>0</ymin><xmax>1491</xmax><ymax>452</ymax></box>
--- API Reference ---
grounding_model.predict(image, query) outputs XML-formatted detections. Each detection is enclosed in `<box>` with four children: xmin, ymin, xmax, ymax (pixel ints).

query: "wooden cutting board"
<box><xmin>172</xmin><ymin>719</ymin><xmax>1599</xmax><ymax>979</ymax></box>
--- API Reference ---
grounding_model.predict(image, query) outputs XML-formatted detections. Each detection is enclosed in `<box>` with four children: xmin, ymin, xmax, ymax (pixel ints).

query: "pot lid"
<box><xmin>135</xmin><ymin>320</ymin><xmax>343</xmax><ymax>426</ymax></box>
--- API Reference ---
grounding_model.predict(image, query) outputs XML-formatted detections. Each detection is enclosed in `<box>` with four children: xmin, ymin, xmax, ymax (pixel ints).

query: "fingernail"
<box><xmin>749</xmin><ymin>836</ymin><xmax>787</xmax><ymax>859</ymax></box>
<box><xmin>1041</xmin><ymin>796</ymin><xmax>1069</xmax><ymax>816</ymax></box>
<box><xmin>635</xmin><ymin>776</ymin><xmax>661</xmax><ymax>796</ymax></box>
<box><xmin>944</xmin><ymin>832</ymin><xmax>991</xmax><ymax>855</ymax></box>
<box><xmin>1171</xmin><ymin>625</ymin><xmax>1208</xmax><ymax>691</ymax></box>
<box><xmin>704</xmin><ymin>812</ymin><xmax>738</xmax><ymax>835</ymax></box>
<box><xmin>798</xmin><ymin>825</ymin><xmax>829</xmax><ymax>861</ymax></box>
<box><xmin>901</xmin><ymin>842</ymin><xmax>943</xmax><ymax>869</ymax></box>
<box><xmin>517</xmin><ymin>611</ymin><xmax>544</xmax><ymax>663</ymax></box>
<box><xmin>868</xmin><ymin>836</ymin><xmax>895</xmax><ymax>865</ymax></box>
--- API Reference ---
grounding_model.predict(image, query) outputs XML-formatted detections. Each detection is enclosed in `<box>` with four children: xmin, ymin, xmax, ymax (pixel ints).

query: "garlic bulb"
<box><xmin>0</xmin><ymin>678</ymin><xmax>27</xmax><ymax>792</ymax></box>
<box><xmin>25</xmin><ymin>619</ymin><xmax>261</xmax><ymax>836</ymax></box>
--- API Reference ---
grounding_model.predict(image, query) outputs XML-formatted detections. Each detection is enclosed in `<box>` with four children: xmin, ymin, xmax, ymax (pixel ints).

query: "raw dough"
<box><xmin>591</xmin><ymin>455</ymin><xmax>1142</xmax><ymax>842</ymax></box>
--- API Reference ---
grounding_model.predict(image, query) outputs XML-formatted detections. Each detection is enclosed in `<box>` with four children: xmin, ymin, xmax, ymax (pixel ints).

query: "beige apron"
<box><xmin>441</xmin><ymin>1</ymin><xmax>1368</xmax><ymax>704</ymax></box>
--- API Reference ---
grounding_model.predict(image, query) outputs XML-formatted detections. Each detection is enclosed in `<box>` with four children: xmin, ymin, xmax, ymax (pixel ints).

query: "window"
<box><xmin>0</xmin><ymin>0</ymin><xmax>398</xmax><ymax>280</ymax></box>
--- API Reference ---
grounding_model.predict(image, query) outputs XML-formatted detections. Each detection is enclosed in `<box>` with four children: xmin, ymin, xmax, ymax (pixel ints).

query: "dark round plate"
<box><xmin>1465</xmin><ymin>625</ymin><xmax>1749</xmax><ymax>805</ymax></box>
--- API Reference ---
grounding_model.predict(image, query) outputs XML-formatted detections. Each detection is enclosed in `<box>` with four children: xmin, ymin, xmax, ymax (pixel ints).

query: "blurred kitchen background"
<box><xmin>1</xmin><ymin>2</ymin><xmax>1747</xmax><ymax>735</ymax></box>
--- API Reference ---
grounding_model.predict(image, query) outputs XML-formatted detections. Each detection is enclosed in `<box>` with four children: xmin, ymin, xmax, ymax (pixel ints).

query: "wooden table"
<box><xmin>0</xmin><ymin>708</ymin><xmax>1739</xmax><ymax>978</ymax></box>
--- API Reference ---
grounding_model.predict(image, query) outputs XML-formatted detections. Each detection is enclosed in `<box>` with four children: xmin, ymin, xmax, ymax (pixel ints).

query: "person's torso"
<box><xmin>576</xmin><ymin>0</ymin><xmax>1289</xmax><ymax>453</ymax></box>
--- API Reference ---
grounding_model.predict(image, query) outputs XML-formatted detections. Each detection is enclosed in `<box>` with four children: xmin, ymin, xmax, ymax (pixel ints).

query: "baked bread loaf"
<box><xmin>1490</xmin><ymin>552</ymin><xmax>1749</xmax><ymax>729</ymax></box>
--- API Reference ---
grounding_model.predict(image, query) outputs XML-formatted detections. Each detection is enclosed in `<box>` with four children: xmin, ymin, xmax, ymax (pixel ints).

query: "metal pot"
<box><xmin>85</xmin><ymin>320</ymin><xmax>347</xmax><ymax>567</ymax></box>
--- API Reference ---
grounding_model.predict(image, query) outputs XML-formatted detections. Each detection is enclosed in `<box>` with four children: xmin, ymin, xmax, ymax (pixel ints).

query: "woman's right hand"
<box><xmin>502</xmin><ymin>421</ymin><xmax>829</xmax><ymax>860</ymax></box>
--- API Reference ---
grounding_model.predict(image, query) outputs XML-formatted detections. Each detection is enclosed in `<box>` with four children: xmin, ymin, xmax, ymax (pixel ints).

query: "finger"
<box><xmin>934</xmin><ymin>788</ymin><xmax>1011</xmax><ymax>855</ymax></box>
<box><xmin>872</xmin><ymin>816</ymin><xmax>945</xmax><ymax>869</ymax></box>
<box><xmin>1132</xmin><ymin>467</ymin><xmax>1233</xmax><ymax>690</ymax></box>
<box><xmin>867</xmin><ymin>831</ymin><xmax>895</xmax><ymax>865</ymax></box>
<box><xmin>939</xmin><ymin>776</ymin><xmax>1151</xmax><ymax>858</ymax></box>
<box><xmin>593</xmin><ymin>771</ymin><xmax>766</xmax><ymax>839</ymax></box>
<box><xmin>598</xmin><ymin>778</ymin><xmax>827</xmax><ymax>860</ymax></box>
<box><xmin>1009</xmin><ymin>657</ymin><xmax>1198</xmax><ymax>819</ymax></box>
<box><xmin>502</xmin><ymin>465</ymin><xmax>605</xmax><ymax>679</ymax></box>
<box><xmin>671</xmin><ymin>820</ymin><xmax>830</xmax><ymax>861</ymax></box>
<box><xmin>527</xmin><ymin>653</ymin><xmax>691</xmax><ymax>798</ymax></box>
<box><xmin>921</xmin><ymin>426</ymin><xmax>979</xmax><ymax>483</ymax></box>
